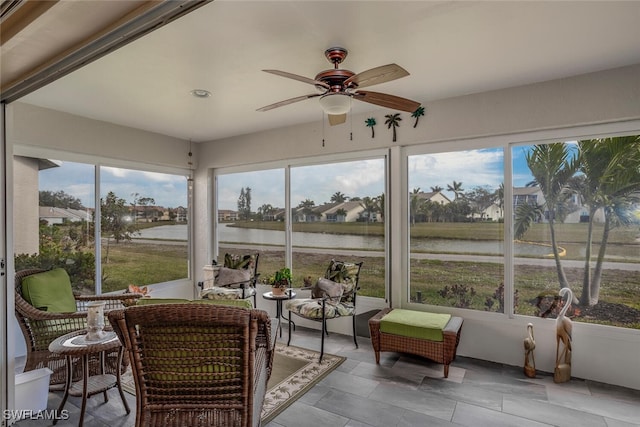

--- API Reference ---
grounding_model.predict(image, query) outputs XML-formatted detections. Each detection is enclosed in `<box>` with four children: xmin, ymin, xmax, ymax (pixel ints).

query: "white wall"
<box><xmin>5</xmin><ymin>64</ymin><xmax>640</xmax><ymax>391</ymax></box>
<box><xmin>194</xmin><ymin>63</ymin><xmax>640</xmax><ymax>390</ymax></box>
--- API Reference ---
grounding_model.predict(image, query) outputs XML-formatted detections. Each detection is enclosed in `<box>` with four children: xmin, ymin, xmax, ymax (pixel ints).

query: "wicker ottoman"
<box><xmin>368</xmin><ymin>308</ymin><xmax>463</xmax><ymax>378</ymax></box>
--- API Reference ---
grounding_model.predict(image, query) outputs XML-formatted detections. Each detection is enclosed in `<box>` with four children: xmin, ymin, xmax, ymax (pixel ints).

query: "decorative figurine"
<box><xmin>554</xmin><ymin>287</ymin><xmax>573</xmax><ymax>383</ymax></box>
<box><xmin>523</xmin><ymin>323</ymin><xmax>536</xmax><ymax>378</ymax></box>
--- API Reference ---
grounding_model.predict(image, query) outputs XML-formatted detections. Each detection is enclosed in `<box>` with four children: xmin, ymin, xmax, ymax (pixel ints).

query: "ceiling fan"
<box><xmin>257</xmin><ymin>47</ymin><xmax>421</xmax><ymax>125</ymax></box>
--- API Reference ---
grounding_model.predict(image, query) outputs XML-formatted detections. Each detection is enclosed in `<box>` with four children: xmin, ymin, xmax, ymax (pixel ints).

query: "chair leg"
<box><xmin>352</xmin><ymin>314</ymin><xmax>359</xmax><ymax>349</ymax></box>
<box><xmin>287</xmin><ymin>315</ymin><xmax>292</xmax><ymax>346</ymax></box>
<box><xmin>319</xmin><ymin>318</ymin><xmax>325</xmax><ymax>363</ymax></box>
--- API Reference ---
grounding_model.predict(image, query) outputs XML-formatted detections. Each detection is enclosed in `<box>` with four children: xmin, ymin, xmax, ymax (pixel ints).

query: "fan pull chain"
<box><xmin>322</xmin><ymin>112</ymin><xmax>325</xmax><ymax>147</ymax></box>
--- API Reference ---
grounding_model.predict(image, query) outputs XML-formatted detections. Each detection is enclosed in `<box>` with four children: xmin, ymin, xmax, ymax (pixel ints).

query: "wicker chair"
<box><xmin>14</xmin><ymin>268</ymin><xmax>141</xmax><ymax>389</ymax></box>
<box><xmin>108</xmin><ymin>303</ymin><xmax>274</xmax><ymax>427</ymax></box>
<box><xmin>285</xmin><ymin>260</ymin><xmax>363</xmax><ymax>362</ymax></box>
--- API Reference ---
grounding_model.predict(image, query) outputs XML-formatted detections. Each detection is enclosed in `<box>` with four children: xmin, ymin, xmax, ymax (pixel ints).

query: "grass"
<box><xmin>101</xmin><ymin>241</ymin><xmax>187</xmax><ymax>293</ymax></box>
<box><xmin>98</xmin><ymin>221</ymin><xmax>639</xmax><ymax>329</ymax></box>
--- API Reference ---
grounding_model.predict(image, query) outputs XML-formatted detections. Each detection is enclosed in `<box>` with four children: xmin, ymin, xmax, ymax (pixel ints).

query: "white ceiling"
<box><xmin>13</xmin><ymin>1</ymin><xmax>640</xmax><ymax>143</ymax></box>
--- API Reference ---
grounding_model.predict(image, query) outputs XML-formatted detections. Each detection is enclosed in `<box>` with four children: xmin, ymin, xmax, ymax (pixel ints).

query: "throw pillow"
<box><xmin>311</xmin><ymin>277</ymin><xmax>344</xmax><ymax>305</ymax></box>
<box><xmin>21</xmin><ymin>268</ymin><xmax>77</xmax><ymax>313</ymax></box>
<box><xmin>216</xmin><ymin>267</ymin><xmax>251</xmax><ymax>288</ymax></box>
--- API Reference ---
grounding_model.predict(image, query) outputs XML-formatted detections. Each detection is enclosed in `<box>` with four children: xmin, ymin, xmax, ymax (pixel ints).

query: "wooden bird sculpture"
<box><xmin>554</xmin><ymin>287</ymin><xmax>573</xmax><ymax>383</ymax></box>
<box><xmin>523</xmin><ymin>323</ymin><xmax>536</xmax><ymax>378</ymax></box>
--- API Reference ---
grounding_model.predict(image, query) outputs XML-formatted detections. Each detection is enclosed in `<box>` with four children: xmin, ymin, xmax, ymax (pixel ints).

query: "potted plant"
<box><xmin>267</xmin><ymin>267</ymin><xmax>292</xmax><ymax>296</ymax></box>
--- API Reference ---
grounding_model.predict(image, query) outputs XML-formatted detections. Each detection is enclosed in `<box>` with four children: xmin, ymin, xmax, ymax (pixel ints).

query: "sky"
<box><xmin>39</xmin><ymin>164</ymin><xmax>188</xmax><ymax>208</ymax></box>
<box><xmin>37</xmin><ymin>147</ymin><xmax>536</xmax><ymax>211</ymax></box>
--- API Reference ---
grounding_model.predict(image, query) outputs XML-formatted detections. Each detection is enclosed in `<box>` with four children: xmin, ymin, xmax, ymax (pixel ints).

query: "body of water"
<box><xmin>136</xmin><ymin>223</ymin><xmax>554</xmax><ymax>256</ymax></box>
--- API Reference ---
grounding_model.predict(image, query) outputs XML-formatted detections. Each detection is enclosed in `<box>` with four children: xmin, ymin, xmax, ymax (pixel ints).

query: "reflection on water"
<box><xmin>137</xmin><ymin>223</ymin><xmax>555</xmax><ymax>256</ymax></box>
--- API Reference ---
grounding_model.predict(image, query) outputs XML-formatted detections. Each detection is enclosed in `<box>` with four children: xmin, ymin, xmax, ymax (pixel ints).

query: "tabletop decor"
<box><xmin>267</xmin><ymin>267</ymin><xmax>292</xmax><ymax>296</ymax></box>
<box><xmin>86</xmin><ymin>301</ymin><xmax>107</xmax><ymax>341</ymax></box>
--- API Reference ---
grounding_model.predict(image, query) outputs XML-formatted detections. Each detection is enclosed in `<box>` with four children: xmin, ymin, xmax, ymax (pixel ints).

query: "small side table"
<box><xmin>49</xmin><ymin>330</ymin><xmax>130</xmax><ymax>426</ymax></box>
<box><xmin>262</xmin><ymin>290</ymin><xmax>296</xmax><ymax>337</ymax></box>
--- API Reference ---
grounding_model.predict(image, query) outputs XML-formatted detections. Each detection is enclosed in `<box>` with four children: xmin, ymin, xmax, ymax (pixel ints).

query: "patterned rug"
<box><xmin>121</xmin><ymin>342</ymin><xmax>345</xmax><ymax>424</ymax></box>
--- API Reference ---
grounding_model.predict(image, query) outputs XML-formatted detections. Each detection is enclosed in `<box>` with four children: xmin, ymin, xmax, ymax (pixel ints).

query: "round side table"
<box><xmin>49</xmin><ymin>330</ymin><xmax>130</xmax><ymax>426</ymax></box>
<box><xmin>262</xmin><ymin>289</ymin><xmax>296</xmax><ymax>337</ymax></box>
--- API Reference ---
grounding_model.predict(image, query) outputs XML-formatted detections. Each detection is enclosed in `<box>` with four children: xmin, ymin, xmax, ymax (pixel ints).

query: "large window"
<box><xmin>215</xmin><ymin>156</ymin><xmax>387</xmax><ymax>297</ymax></box>
<box><xmin>216</xmin><ymin>168</ymin><xmax>285</xmax><ymax>281</ymax></box>
<box><xmin>14</xmin><ymin>158</ymin><xmax>96</xmax><ymax>294</ymax></box>
<box><xmin>512</xmin><ymin>137</ymin><xmax>640</xmax><ymax>328</ymax></box>
<box><xmin>13</xmin><ymin>156</ymin><xmax>189</xmax><ymax>294</ymax></box>
<box><xmin>408</xmin><ymin>148</ymin><xmax>505</xmax><ymax>311</ymax></box>
<box><xmin>290</xmin><ymin>159</ymin><xmax>386</xmax><ymax>297</ymax></box>
<box><xmin>100</xmin><ymin>166</ymin><xmax>188</xmax><ymax>292</ymax></box>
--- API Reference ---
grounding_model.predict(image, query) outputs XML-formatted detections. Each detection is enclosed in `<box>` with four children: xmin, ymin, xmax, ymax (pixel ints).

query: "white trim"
<box><xmin>13</xmin><ymin>144</ymin><xmax>191</xmax><ymax>176</ymax></box>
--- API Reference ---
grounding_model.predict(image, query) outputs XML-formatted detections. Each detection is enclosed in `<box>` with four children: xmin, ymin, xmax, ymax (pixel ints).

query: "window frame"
<box><xmin>12</xmin><ymin>145</ymin><xmax>194</xmax><ymax>294</ymax></box>
<box><xmin>401</xmin><ymin>121</ymin><xmax>640</xmax><ymax>329</ymax></box>
<box><xmin>211</xmin><ymin>149</ymin><xmax>390</xmax><ymax>301</ymax></box>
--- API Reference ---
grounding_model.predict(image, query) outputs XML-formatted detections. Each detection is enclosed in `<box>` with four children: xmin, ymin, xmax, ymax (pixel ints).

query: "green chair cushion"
<box><xmin>21</xmin><ymin>268</ymin><xmax>77</xmax><ymax>313</ymax></box>
<box><xmin>380</xmin><ymin>309</ymin><xmax>451</xmax><ymax>342</ymax></box>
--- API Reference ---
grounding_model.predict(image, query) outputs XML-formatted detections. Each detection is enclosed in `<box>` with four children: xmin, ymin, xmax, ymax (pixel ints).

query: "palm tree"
<box><xmin>384</xmin><ymin>113</ymin><xmax>402</xmax><ymax>142</ymax></box>
<box><xmin>514</xmin><ymin>143</ymin><xmax>579</xmax><ymax>290</ymax></box>
<box><xmin>447</xmin><ymin>181</ymin><xmax>464</xmax><ymax>200</ymax></box>
<box><xmin>430</xmin><ymin>185</ymin><xmax>444</xmax><ymax>193</ymax></box>
<box><xmin>575</xmin><ymin>137</ymin><xmax>640</xmax><ymax>305</ymax></box>
<box><xmin>330</xmin><ymin>191</ymin><xmax>348</xmax><ymax>203</ymax></box>
<box><xmin>377</xmin><ymin>193</ymin><xmax>385</xmax><ymax>221</ymax></box>
<box><xmin>360</xmin><ymin>196</ymin><xmax>378</xmax><ymax>223</ymax></box>
<box><xmin>257</xmin><ymin>203</ymin><xmax>273</xmax><ymax>220</ymax></box>
<box><xmin>493</xmin><ymin>183</ymin><xmax>505</xmax><ymax>219</ymax></box>
<box><xmin>297</xmin><ymin>199</ymin><xmax>315</xmax><ymax>222</ymax></box>
<box><xmin>411</xmin><ymin>106</ymin><xmax>425</xmax><ymax>128</ymax></box>
<box><xmin>365</xmin><ymin>117</ymin><xmax>376</xmax><ymax>138</ymax></box>
<box><xmin>409</xmin><ymin>187</ymin><xmax>422</xmax><ymax>226</ymax></box>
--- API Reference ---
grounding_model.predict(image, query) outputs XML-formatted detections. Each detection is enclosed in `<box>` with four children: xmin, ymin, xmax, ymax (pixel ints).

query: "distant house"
<box><xmin>414</xmin><ymin>191</ymin><xmax>451</xmax><ymax>205</ymax></box>
<box><xmin>323</xmin><ymin>201</ymin><xmax>365</xmax><ymax>222</ymax></box>
<box><xmin>512</xmin><ymin>186</ymin><xmax>605</xmax><ymax>223</ymax></box>
<box><xmin>218</xmin><ymin>209</ymin><xmax>238</xmax><ymax>222</ymax></box>
<box><xmin>39</xmin><ymin>206</ymin><xmax>90</xmax><ymax>224</ymax></box>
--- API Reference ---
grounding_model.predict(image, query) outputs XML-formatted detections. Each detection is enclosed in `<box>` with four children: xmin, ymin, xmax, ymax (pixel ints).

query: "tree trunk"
<box><xmin>392</xmin><ymin>126</ymin><xmax>397</xmax><ymax>142</ymax></box>
<box><xmin>579</xmin><ymin>206</ymin><xmax>597</xmax><ymax>305</ymax></box>
<box><xmin>590</xmin><ymin>212</ymin><xmax>612</xmax><ymax>305</ymax></box>
<box><xmin>548</xmin><ymin>218</ymin><xmax>570</xmax><ymax>289</ymax></box>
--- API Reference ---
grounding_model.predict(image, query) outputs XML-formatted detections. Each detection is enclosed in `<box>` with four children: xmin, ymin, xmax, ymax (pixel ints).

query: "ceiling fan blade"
<box><xmin>262</xmin><ymin>70</ymin><xmax>330</xmax><ymax>89</ymax></box>
<box><xmin>344</xmin><ymin>64</ymin><xmax>409</xmax><ymax>89</ymax></box>
<box><xmin>328</xmin><ymin>114</ymin><xmax>347</xmax><ymax>126</ymax></box>
<box><xmin>354</xmin><ymin>90</ymin><xmax>421</xmax><ymax>112</ymax></box>
<box><xmin>257</xmin><ymin>93</ymin><xmax>321</xmax><ymax>112</ymax></box>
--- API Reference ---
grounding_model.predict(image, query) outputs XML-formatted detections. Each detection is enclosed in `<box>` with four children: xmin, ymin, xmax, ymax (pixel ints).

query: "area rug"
<box><xmin>120</xmin><ymin>342</ymin><xmax>345</xmax><ymax>424</ymax></box>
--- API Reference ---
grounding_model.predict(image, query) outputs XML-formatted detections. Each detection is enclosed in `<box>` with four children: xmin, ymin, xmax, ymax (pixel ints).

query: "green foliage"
<box><xmin>39</xmin><ymin>190</ymin><xmax>84</xmax><ymax>209</ymax></box>
<box><xmin>15</xmin><ymin>251</ymin><xmax>95</xmax><ymax>293</ymax></box>
<box><xmin>267</xmin><ymin>267</ymin><xmax>291</xmax><ymax>288</ymax></box>
<box><xmin>438</xmin><ymin>283</ymin><xmax>477</xmax><ymax>308</ymax></box>
<box><xmin>101</xmin><ymin>191</ymin><xmax>139</xmax><ymax>243</ymax></box>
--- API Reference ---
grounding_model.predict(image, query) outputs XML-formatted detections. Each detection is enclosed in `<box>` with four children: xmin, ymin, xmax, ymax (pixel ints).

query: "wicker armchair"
<box><xmin>285</xmin><ymin>260</ymin><xmax>363</xmax><ymax>362</ymax></box>
<box><xmin>108</xmin><ymin>304</ymin><xmax>274</xmax><ymax>427</ymax></box>
<box><xmin>14</xmin><ymin>268</ymin><xmax>141</xmax><ymax>388</ymax></box>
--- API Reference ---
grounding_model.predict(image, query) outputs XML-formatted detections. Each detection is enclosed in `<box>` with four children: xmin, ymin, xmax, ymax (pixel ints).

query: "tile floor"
<box><xmin>13</xmin><ymin>326</ymin><xmax>640</xmax><ymax>427</ymax></box>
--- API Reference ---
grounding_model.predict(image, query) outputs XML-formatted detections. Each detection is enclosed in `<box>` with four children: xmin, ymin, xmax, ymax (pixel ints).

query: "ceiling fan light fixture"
<box><xmin>318</xmin><ymin>93</ymin><xmax>351</xmax><ymax>115</ymax></box>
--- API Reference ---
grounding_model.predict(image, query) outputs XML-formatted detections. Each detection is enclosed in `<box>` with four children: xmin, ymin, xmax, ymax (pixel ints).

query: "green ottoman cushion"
<box><xmin>380</xmin><ymin>309</ymin><xmax>451</xmax><ymax>342</ymax></box>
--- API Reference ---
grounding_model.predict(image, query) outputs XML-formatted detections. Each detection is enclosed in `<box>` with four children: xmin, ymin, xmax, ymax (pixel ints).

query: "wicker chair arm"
<box><xmin>75</xmin><ymin>293</ymin><xmax>142</xmax><ymax>309</ymax></box>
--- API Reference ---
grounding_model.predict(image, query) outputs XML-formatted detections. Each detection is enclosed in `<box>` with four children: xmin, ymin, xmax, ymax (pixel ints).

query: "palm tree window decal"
<box><xmin>365</xmin><ymin>117</ymin><xmax>376</xmax><ymax>138</ymax></box>
<box><xmin>385</xmin><ymin>113</ymin><xmax>402</xmax><ymax>142</ymax></box>
<box><xmin>411</xmin><ymin>106</ymin><xmax>425</xmax><ymax>128</ymax></box>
